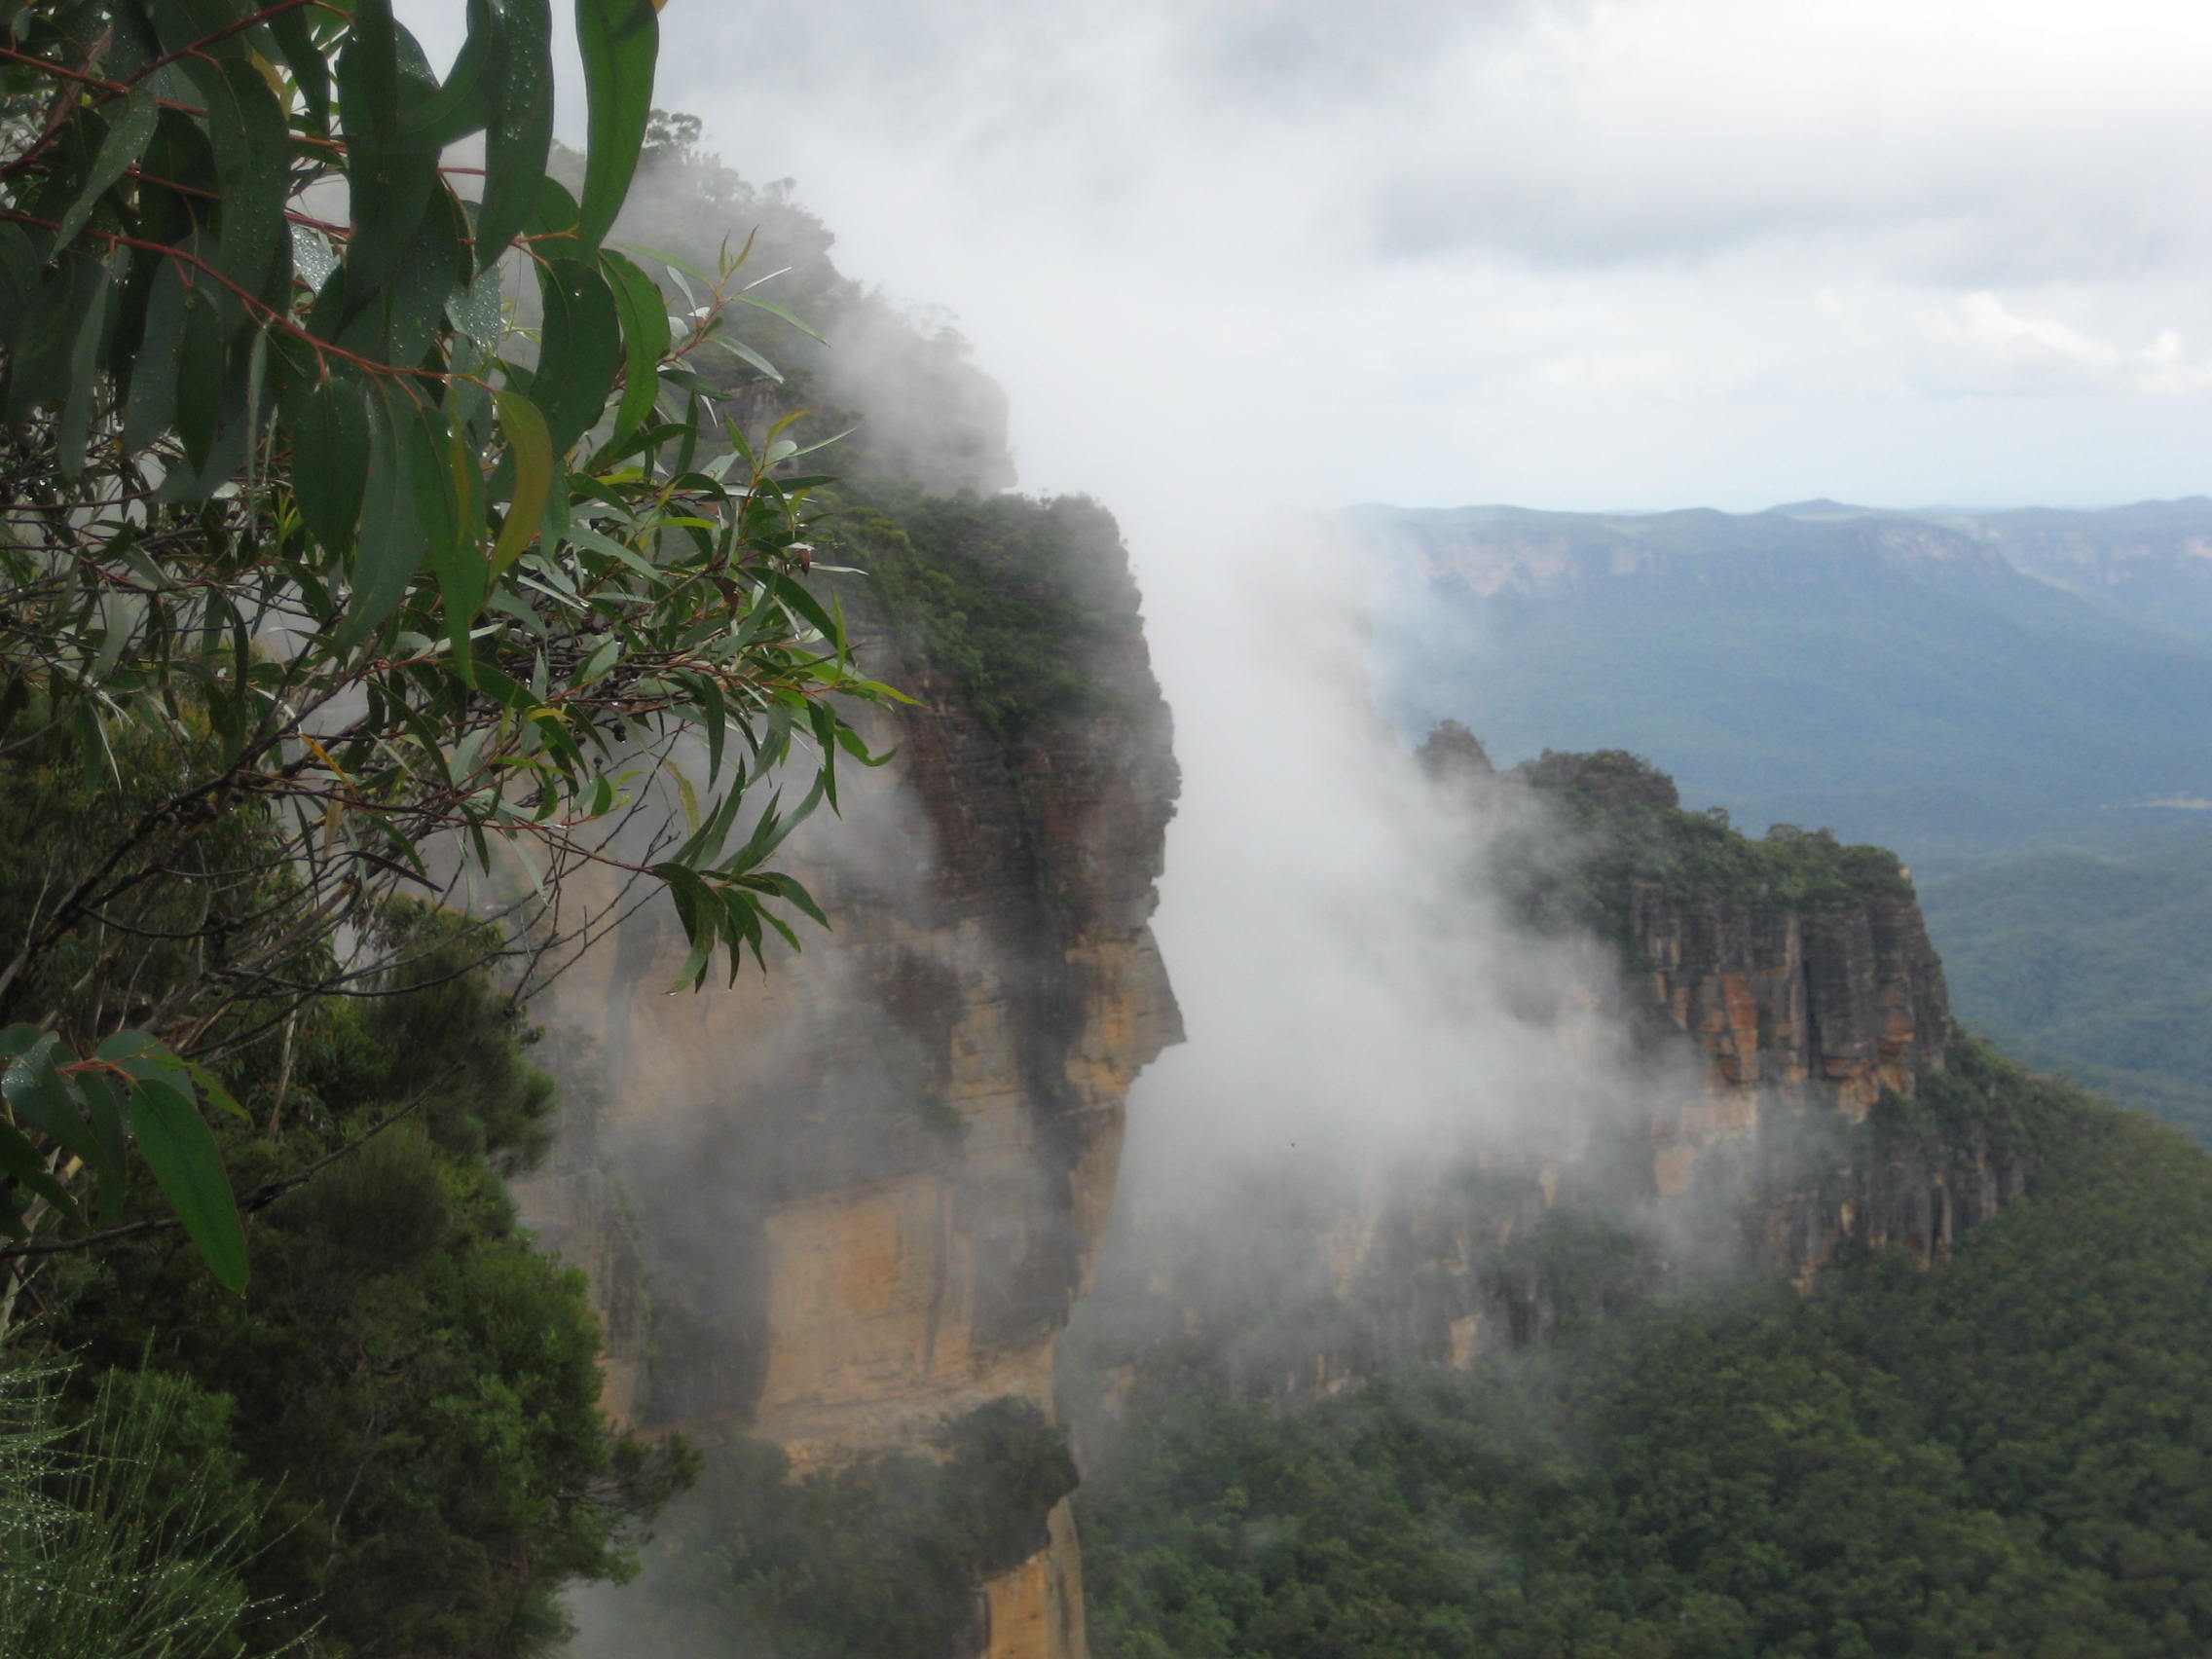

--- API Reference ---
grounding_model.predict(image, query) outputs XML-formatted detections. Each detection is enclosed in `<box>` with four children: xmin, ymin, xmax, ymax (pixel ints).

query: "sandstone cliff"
<box><xmin>1513</xmin><ymin>746</ymin><xmax>2036</xmax><ymax>1282</ymax></box>
<box><xmin>1070</xmin><ymin>737</ymin><xmax>2041</xmax><ymax>1403</ymax></box>
<box><xmin>518</xmin><ymin>492</ymin><xmax>1178</xmax><ymax>1659</ymax></box>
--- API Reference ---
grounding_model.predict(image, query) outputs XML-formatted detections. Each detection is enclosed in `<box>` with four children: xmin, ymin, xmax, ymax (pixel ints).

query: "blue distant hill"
<box><xmin>1354</xmin><ymin>497</ymin><xmax>2212</xmax><ymax>1133</ymax></box>
<box><xmin>1353</xmin><ymin>498</ymin><xmax>2212</xmax><ymax>872</ymax></box>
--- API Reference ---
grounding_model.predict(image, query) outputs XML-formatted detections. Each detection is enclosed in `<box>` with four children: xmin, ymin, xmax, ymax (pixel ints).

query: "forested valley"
<box><xmin>1072</xmin><ymin>759</ymin><xmax>2212</xmax><ymax>1658</ymax></box>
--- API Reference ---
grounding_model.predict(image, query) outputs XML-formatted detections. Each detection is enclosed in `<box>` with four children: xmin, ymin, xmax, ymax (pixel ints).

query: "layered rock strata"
<box><xmin>1075</xmin><ymin>742</ymin><xmax>2036</xmax><ymax>1402</ymax></box>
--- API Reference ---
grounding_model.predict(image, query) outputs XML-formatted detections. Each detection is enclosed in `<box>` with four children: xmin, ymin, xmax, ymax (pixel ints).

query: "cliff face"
<box><xmin>516</xmin><ymin>498</ymin><xmax>1178</xmax><ymax>1659</ymax></box>
<box><xmin>1615</xmin><ymin>858</ymin><xmax>2031</xmax><ymax>1281</ymax></box>
<box><xmin>1073</xmin><ymin>743</ymin><xmax>2037</xmax><ymax>1402</ymax></box>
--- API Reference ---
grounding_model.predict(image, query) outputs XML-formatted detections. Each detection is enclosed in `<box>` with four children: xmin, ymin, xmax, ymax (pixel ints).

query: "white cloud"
<box><xmin>396</xmin><ymin>0</ymin><xmax>2212</xmax><ymax>507</ymax></box>
<box><xmin>1912</xmin><ymin>292</ymin><xmax>2212</xmax><ymax>394</ymax></box>
<box><xmin>603</xmin><ymin>0</ymin><xmax>2212</xmax><ymax>511</ymax></box>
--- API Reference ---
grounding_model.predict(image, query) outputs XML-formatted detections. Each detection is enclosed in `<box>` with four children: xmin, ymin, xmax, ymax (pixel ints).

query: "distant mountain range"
<box><xmin>1354</xmin><ymin>497</ymin><xmax>2212</xmax><ymax>871</ymax></box>
<box><xmin>1354</xmin><ymin>496</ymin><xmax>2212</xmax><ymax>1131</ymax></box>
<box><xmin>1779</xmin><ymin>497</ymin><xmax>2212</xmax><ymax>645</ymax></box>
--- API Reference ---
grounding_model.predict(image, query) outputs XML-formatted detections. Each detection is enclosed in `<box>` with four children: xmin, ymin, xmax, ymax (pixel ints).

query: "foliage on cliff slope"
<box><xmin>1921</xmin><ymin>839</ymin><xmax>2212</xmax><ymax>1143</ymax></box>
<box><xmin>1081</xmin><ymin>746</ymin><xmax>2204</xmax><ymax>1657</ymax></box>
<box><xmin>0</xmin><ymin>726</ymin><xmax>683</xmax><ymax>1655</ymax></box>
<box><xmin>1508</xmin><ymin>748</ymin><xmax>1914</xmax><ymax>942</ymax></box>
<box><xmin>1084</xmin><ymin>1087</ymin><xmax>2212</xmax><ymax>1659</ymax></box>
<box><xmin>566</xmin><ymin>1402</ymin><xmax>1078</xmax><ymax>1659</ymax></box>
<box><xmin>19</xmin><ymin>883</ymin><xmax>691</xmax><ymax>1657</ymax></box>
<box><xmin>608</xmin><ymin>114</ymin><xmax>1014</xmax><ymax>494</ymax></box>
<box><xmin>830</xmin><ymin>486</ymin><xmax>1141</xmax><ymax>748</ymax></box>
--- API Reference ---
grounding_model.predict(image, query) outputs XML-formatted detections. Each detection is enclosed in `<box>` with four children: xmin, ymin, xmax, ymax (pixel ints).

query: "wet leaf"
<box><xmin>574</xmin><ymin>0</ymin><xmax>658</xmax><ymax>251</ymax></box>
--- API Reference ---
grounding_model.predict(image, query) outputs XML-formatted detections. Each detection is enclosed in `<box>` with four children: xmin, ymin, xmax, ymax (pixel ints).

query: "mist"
<box><xmin>379</xmin><ymin>0</ymin><xmax>2212</xmax><ymax>1643</ymax></box>
<box><xmin>395</xmin><ymin>0</ymin><xmax>2064</xmax><ymax>1373</ymax></box>
<box><xmin>635</xmin><ymin>0</ymin><xmax>2212</xmax><ymax>513</ymax></box>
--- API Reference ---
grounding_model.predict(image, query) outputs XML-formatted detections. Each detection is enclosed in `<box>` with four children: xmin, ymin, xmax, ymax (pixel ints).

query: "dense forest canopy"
<box><xmin>1081</xmin><ymin>1088</ymin><xmax>2212</xmax><ymax>1659</ymax></box>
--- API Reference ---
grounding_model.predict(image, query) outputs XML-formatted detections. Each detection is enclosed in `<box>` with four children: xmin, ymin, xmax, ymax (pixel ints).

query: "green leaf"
<box><xmin>532</xmin><ymin>256</ymin><xmax>623</xmax><ymax>458</ymax></box>
<box><xmin>0</xmin><ymin>222</ymin><xmax>39</xmax><ymax>351</ymax></box>
<box><xmin>264</xmin><ymin>3</ymin><xmax>332</xmax><ymax>128</ymax></box>
<box><xmin>711</xmin><ymin>333</ymin><xmax>785</xmax><ymax>383</ymax></box>
<box><xmin>183</xmin><ymin>56</ymin><xmax>292</xmax><ymax>303</ymax></box>
<box><xmin>600</xmin><ymin>247</ymin><xmax>672</xmax><ymax>448</ymax></box>
<box><xmin>51</xmin><ymin>83</ymin><xmax>159</xmax><ymax>254</ymax></box>
<box><xmin>124</xmin><ymin>258</ymin><xmax>189</xmax><ymax>451</ymax></box>
<box><xmin>419</xmin><ymin>407</ymin><xmax>494</xmax><ymax>667</ymax></box>
<box><xmin>5</xmin><ymin>251</ymin><xmax>104</xmax><ymax>424</ymax></box>
<box><xmin>336</xmin><ymin>181</ymin><xmax>469</xmax><ymax>368</ymax></box>
<box><xmin>650</xmin><ymin>861</ymin><xmax>722</xmax><ymax>990</ymax></box>
<box><xmin>3</xmin><ymin>1041</ymin><xmax>112</xmax><ymax>1179</ymax></box>
<box><xmin>491</xmin><ymin>390</ymin><xmax>554</xmax><ymax>573</ymax></box>
<box><xmin>175</xmin><ymin>282</ymin><xmax>225</xmax><ymax>472</ymax></box>
<box><xmin>0</xmin><ymin>1120</ymin><xmax>80</xmax><ymax>1234</ymax></box>
<box><xmin>123</xmin><ymin>1069</ymin><xmax>248</xmax><ymax>1293</ymax></box>
<box><xmin>335</xmin><ymin>385</ymin><xmax>429</xmax><ymax>649</ymax></box>
<box><xmin>55</xmin><ymin>251</ymin><xmax>116</xmax><ymax>480</ymax></box>
<box><xmin>473</xmin><ymin>0</ymin><xmax>554</xmax><ymax>270</ymax></box>
<box><xmin>447</xmin><ymin>257</ymin><xmax>505</xmax><ymax>350</ymax></box>
<box><xmin>399</xmin><ymin>0</ymin><xmax>498</xmax><ymax>147</ymax></box>
<box><xmin>698</xmin><ymin>673</ymin><xmax>727</xmax><ymax>782</ymax></box>
<box><xmin>292</xmin><ymin>369</ymin><xmax>372</xmax><ymax>551</ymax></box>
<box><xmin>573</xmin><ymin>0</ymin><xmax>659</xmax><ymax>252</ymax></box>
<box><xmin>747</xmin><ymin>868</ymin><xmax>830</xmax><ymax>930</ymax></box>
<box><xmin>334</xmin><ymin>0</ymin><xmax>441</xmax><ymax>309</ymax></box>
<box><xmin>397</xmin><ymin>389</ymin><xmax>462</xmax><ymax>576</ymax></box>
<box><xmin>93</xmin><ymin>1030</ymin><xmax>161</xmax><ymax>1064</ymax></box>
<box><xmin>178</xmin><ymin>1059</ymin><xmax>249</xmax><ymax>1124</ymax></box>
<box><xmin>729</xmin><ymin>287</ymin><xmax>829</xmax><ymax>346</ymax></box>
<box><xmin>671</xmin><ymin>761</ymin><xmax>702</xmax><ymax>834</ymax></box>
<box><xmin>767</xmin><ymin>570</ymin><xmax>847</xmax><ymax>654</ymax></box>
<box><xmin>72</xmin><ymin>1071</ymin><xmax>130</xmax><ymax>1226</ymax></box>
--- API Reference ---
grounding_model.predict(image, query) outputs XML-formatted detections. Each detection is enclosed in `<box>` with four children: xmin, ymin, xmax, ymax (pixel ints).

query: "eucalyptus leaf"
<box><xmin>0</xmin><ymin>1120</ymin><xmax>81</xmax><ymax>1234</ymax></box>
<box><xmin>123</xmin><ymin>1069</ymin><xmax>248</xmax><ymax>1294</ymax></box>
<box><xmin>533</xmin><ymin>256</ymin><xmax>624</xmax><ymax>458</ymax></box>
<box><xmin>336</xmin><ymin>385</ymin><xmax>428</xmax><ymax>649</ymax></box>
<box><xmin>474</xmin><ymin>0</ymin><xmax>554</xmax><ymax>269</ymax></box>
<box><xmin>333</xmin><ymin>0</ymin><xmax>441</xmax><ymax>313</ymax></box>
<box><xmin>600</xmin><ymin>247</ymin><xmax>673</xmax><ymax>447</ymax></box>
<box><xmin>175</xmin><ymin>282</ymin><xmax>225</xmax><ymax>472</ymax></box>
<box><xmin>2</xmin><ymin>1042</ymin><xmax>111</xmax><ymax>1178</ymax></box>
<box><xmin>491</xmin><ymin>388</ymin><xmax>554</xmax><ymax>572</ymax></box>
<box><xmin>55</xmin><ymin>251</ymin><xmax>115</xmax><ymax>479</ymax></box>
<box><xmin>293</xmin><ymin>370</ymin><xmax>372</xmax><ymax>550</ymax></box>
<box><xmin>50</xmin><ymin>83</ymin><xmax>158</xmax><ymax>254</ymax></box>
<box><xmin>573</xmin><ymin>0</ymin><xmax>658</xmax><ymax>252</ymax></box>
<box><xmin>72</xmin><ymin>1070</ymin><xmax>130</xmax><ymax>1226</ymax></box>
<box><xmin>184</xmin><ymin>55</ymin><xmax>292</xmax><ymax>303</ymax></box>
<box><xmin>446</xmin><ymin>259</ymin><xmax>505</xmax><ymax>350</ymax></box>
<box><xmin>264</xmin><ymin>1</ymin><xmax>332</xmax><ymax>126</ymax></box>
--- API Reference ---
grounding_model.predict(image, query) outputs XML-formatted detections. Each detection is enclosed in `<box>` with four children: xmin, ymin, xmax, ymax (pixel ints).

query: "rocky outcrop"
<box><xmin>515</xmin><ymin>498</ymin><xmax>1177</xmax><ymax>1659</ymax></box>
<box><xmin>1073</xmin><ymin>745</ymin><xmax>2039</xmax><ymax>1406</ymax></box>
<box><xmin>1614</xmin><ymin>856</ymin><xmax>2032</xmax><ymax>1280</ymax></box>
<box><xmin>1500</xmin><ymin>745</ymin><xmax>2035</xmax><ymax>1275</ymax></box>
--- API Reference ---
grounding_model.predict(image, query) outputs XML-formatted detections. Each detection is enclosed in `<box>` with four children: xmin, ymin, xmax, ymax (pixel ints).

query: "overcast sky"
<box><xmin>631</xmin><ymin>0</ymin><xmax>2212</xmax><ymax>515</ymax></box>
<box><xmin>412</xmin><ymin>1</ymin><xmax>2212</xmax><ymax>511</ymax></box>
